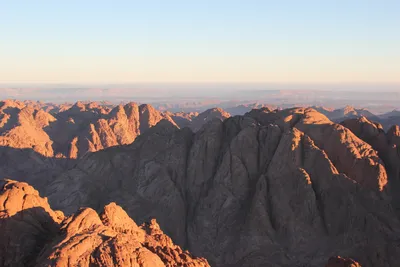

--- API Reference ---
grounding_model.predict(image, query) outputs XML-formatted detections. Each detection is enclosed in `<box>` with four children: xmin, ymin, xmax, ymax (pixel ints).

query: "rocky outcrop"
<box><xmin>165</xmin><ymin>111</ymin><xmax>199</xmax><ymax>128</ymax></box>
<box><xmin>0</xmin><ymin>179</ymin><xmax>63</xmax><ymax>267</ymax></box>
<box><xmin>43</xmin><ymin>108</ymin><xmax>400</xmax><ymax>267</ymax></box>
<box><xmin>0</xmin><ymin>179</ymin><xmax>209</xmax><ymax>267</ymax></box>
<box><xmin>247</xmin><ymin>108</ymin><xmax>388</xmax><ymax>191</ymax></box>
<box><xmin>341</xmin><ymin>117</ymin><xmax>400</xmax><ymax>214</ymax></box>
<box><xmin>188</xmin><ymin>107</ymin><xmax>230</xmax><ymax>132</ymax></box>
<box><xmin>325</xmin><ymin>256</ymin><xmax>362</xmax><ymax>267</ymax></box>
<box><xmin>0</xmin><ymin>101</ymin><xmax>56</xmax><ymax>157</ymax></box>
<box><xmin>0</xmin><ymin>100</ymin><xmax>182</xmax><ymax>159</ymax></box>
<box><xmin>312</xmin><ymin>105</ymin><xmax>380</xmax><ymax>123</ymax></box>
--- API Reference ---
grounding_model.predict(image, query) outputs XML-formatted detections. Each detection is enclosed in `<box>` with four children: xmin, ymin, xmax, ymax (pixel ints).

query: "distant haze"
<box><xmin>1</xmin><ymin>83</ymin><xmax>400</xmax><ymax>114</ymax></box>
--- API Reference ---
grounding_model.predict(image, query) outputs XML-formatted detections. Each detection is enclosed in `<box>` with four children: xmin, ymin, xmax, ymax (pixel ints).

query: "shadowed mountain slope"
<box><xmin>38</xmin><ymin>107</ymin><xmax>400</xmax><ymax>267</ymax></box>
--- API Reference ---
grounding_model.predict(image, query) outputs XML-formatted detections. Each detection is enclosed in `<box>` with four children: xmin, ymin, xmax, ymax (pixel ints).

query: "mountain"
<box><xmin>0</xmin><ymin>100</ymin><xmax>174</xmax><ymax>158</ymax></box>
<box><xmin>165</xmin><ymin>111</ymin><xmax>199</xmax><ymax>128</ymax></box>
<box><xmin>1</xmin><ymin>103</ymin><xmax>400</xmax><ymax>266</ymax></box>
<box><xmin>45</xmin><ymin>102</ymin><xmax>180</xmax><ymax>158</ymax></box>
<box><xmin>187</xmin><ymin>107</ymin><xmax>230</xmax><ymax>132</ymax></box>
<box><xmin>378</xmin><ymin>110</ymin><xmax>400</xmax><ymax>131</ymax></box>
<box><xmin>379</xmin><ymin>110</ymin><xmax>400</xmax><ymax>119</ymax></box>
<box><xmin>225</xmin><ymin>103</ymin><xmax>278</xmax><ymax>116</ymax></box>
<box><xmin>0</xmin><ymin>179</ymin><xmax>209</xmax><ymax>267</ymax></box>
<box><xmin>0</xmin><ymin>100</ymin><xmax>232</xmax><ymax>159</ymax></box>
<box><xmin>310</xmin><ymin>105</ymin><xmax>400</xmax><ymax>131</ymax></box>
<box><xmin>312</xmin><ymin>105</ymin><xmax>380</xmax><ymax>123</ymax></box>
<box><xmin>341</xmin><ymin>116</ymin><xmax>400</xmax><ymax>210</ymax></box>
<box><xmin>0</xmin><ymin>99</ymin><xmax>57</xmax><ymax>157</ymax></box>
<box><xmin>0</xmin><ymin>100</ymin><xmax>232</xmax><ymax>191</ymax></box>
<box><xmin>26</xmin><ymin>107</ymin><xmax>397</xmax><ymax>267</ymax></box>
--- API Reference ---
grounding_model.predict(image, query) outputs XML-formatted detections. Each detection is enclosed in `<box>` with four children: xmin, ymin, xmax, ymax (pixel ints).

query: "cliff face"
<box><xmin>40</xmin><ymin>107</ymin><xmax>400</xmax><ymax>267</ymax></box>
<box><xmin>0</xmin><ymin>179</ymin><xmax>209</xmax><ymax>267</ymax></box>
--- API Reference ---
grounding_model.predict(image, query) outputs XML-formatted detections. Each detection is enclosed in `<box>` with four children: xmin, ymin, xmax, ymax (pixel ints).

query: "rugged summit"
<box><xmin>312</xmin><ymin>106</ymin><xmax>380</xmax><ymax>123</ymax></box>
<box><xmin>0</xmin><ymin>100</ymin><xmax>231</xmax><ymax>159</ymax></box>
<box><xmin>188</xmin><ymin>107</ymin><xmax>231</xmax><ymax>131</ymax></box>
<box><xmin>0</xmin><ymin>179</ymin><xmax>209</xmax><ymax>267</ymax></box>
<box><xmin>0</xmin><ymin>100</ymin><xmax>56</xmax><ymax>157</ymax></box>
<box><xmin>0</xmin><ymin>100</ymin><xmax>180</xmax><ymax>158</ymax></box>
<box><xmin>46</xmin><ymin>102</ymin><xmax>178</xmax><ymax>158</ymax></box>
<box><xmin>37</xmin><ymin>107</ymin><xmax>400</xmax><ymax>267</ymax></box>
<box><xmin>341</xmin><ymin>117</ymin><xmax>400</xmax><ymax>211</ymax></box>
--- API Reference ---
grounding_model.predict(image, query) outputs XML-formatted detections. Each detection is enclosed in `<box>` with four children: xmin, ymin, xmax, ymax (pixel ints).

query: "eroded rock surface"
<box><xmin>341</xmin><ymin>117</ymin><xmax>400</xmax><ymax>213</ymax></box>
<box><xmin>0</xmin><ymin>179</ymin><xmax>209</xmax><ymax>267</ymax></box>
<box><xmin>0</xmin><ymin>100</ymin><xmax>230</xmax><ymax>161</ymax></box>
<box><xmin>325</xmin><ymin>256</ymin><xmax>362</xmax><ymax>267</ymax></box>
<box><xmin>188</xmin><ymin>107</ymin><xmax>230</xmax><ymax>132</ymax></box>
<box><xmin>43</xmin><ymin>108</ymin><xmax>400</xmax><ymax>267</ymax></box>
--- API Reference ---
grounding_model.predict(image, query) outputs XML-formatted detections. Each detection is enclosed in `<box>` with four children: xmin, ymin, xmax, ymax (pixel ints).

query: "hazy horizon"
<box><xmin>1</xmin><ymin>84</ymin><xmax>400</xmax><ymax>115</ymax></box>
<box><xmin>1</xmin><ymin>81</ymin><xmax>400</xmax><ymax>90</ymax></box>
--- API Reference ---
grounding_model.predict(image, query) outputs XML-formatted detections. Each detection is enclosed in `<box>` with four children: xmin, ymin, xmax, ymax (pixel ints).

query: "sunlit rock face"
<box><xmin>0</xmin><ymin>179</ymin><xmax>210</xmax><ymax>267</ymax></box>
<box><xmin>0</xmin><ymin>100</ymin><xmax>230</xmax><ymax>159</ymax></box>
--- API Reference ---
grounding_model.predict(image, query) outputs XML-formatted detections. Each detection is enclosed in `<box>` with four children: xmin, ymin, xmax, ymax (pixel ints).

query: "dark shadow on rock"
<box><xmin>0</xmin><ymin>107</ymin><xmax>20</xmax><ymax>133</ymax></box>
<box><xmin>43</xmin><ymin>107</ymin><xmax>103</xmax><ymax>157</ymax></box>
<box><xmin>0</xmin><ymin>207</ymin><xmax>60</xmax><ymax>267</ymax></box>
<box><xmin>0</xmin><ymin>146</ymin><xmax>76</xmax><ymax>192</ymax></box>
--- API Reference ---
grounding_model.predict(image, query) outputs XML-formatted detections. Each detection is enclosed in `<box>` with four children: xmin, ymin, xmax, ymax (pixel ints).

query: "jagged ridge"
<box><xmin>0</xmin><ymin>179</ymin><xmax>209</xmax><ymax>267</ymax></box>
<box><xmin>40</xmin><ymin>107</ymin><xmax>400</xmax><ymax>267</ymax></box>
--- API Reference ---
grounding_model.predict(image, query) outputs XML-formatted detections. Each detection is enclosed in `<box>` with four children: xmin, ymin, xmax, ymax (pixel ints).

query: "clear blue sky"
<box><xmin>1</xmin><ymin>0</ymin><xmax>399</xmax><ymax>83</ymax></box>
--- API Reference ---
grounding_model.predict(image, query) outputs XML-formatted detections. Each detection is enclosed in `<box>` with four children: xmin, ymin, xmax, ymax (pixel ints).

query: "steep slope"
<box><xmin>0</xmin><ymin>146</ymin><xmax>71</xmax><ymax>192</ymax></box>
<box><xmin>165</xmin><ymin>111</ymin><xmax>199</xmax><ymax>128</ymax></box>
<box><xmin>341</xmin><ymin>117</ymin><xmax>400</xmax><ymax>213</ymax></box>
<box><xmin>44</xmin><ymin>108</ymin><xmax>400</xmax><ymax>267</ymax></box>
<box><xmin>188</xmin><ymin>107</ymin><xmax>231</xmax><ymax>132</ymax></box>
<box><xmin>0</xmin><ymin>100</ymin><xmax>181</xmax><ymax>159</ymax></box>
<box><xmin>247</xmin><ymin>107</ymin><xmax>388</xmax><ymax>191</ymax></box>
<box><xmin>0</xmin><ymin>179</ymin><xmax>209</xmax><ymax>267</ymax></box>
<box><xmin>0</xmin><ymin>100</ymin><xmax>56</xmax><ymax>157</ymax></box>
<box><xmin>0</xmin><ymin>179</ymin><xmax>63</xmax><ymax>267</ymax></box>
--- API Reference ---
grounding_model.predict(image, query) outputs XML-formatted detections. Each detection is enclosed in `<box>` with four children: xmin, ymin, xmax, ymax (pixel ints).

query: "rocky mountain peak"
<box><xmin>188</xmin><ymin>107</ymin><xmax>230</xmax><ymax>131</ymax></box>
<box><xmin>0</xmin><ymin>179</ymin><xmax>210</xmax><ymax>267</ymax></box>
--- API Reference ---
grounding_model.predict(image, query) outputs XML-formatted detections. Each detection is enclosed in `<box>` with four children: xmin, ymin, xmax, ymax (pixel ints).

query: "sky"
<box><xmin>1</xmin><ymin>0</ymin><xmax>400</xmax><ymax>84</ymax></box>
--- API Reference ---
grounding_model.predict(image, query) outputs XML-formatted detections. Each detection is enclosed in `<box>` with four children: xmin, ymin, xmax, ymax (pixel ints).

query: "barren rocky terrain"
<box><xmin>1</xmin><ymin>99</ymin><xmax>400</xmax><ymax>266</ymax></box>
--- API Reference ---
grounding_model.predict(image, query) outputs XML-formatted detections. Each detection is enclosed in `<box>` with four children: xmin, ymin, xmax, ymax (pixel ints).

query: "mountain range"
<box><xmin>1</xmin><ymin>99</ymin><xmax>400</xmax><ymax>266</ymax></box>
